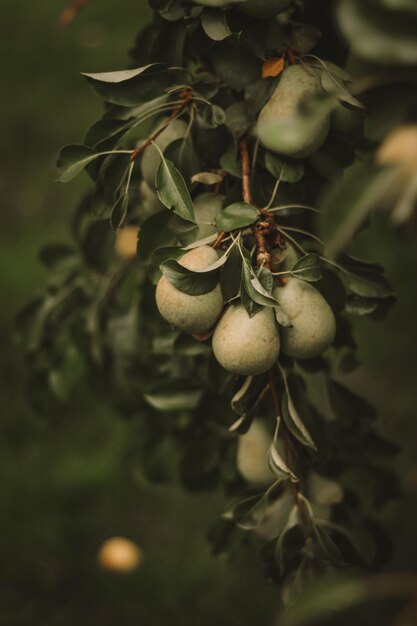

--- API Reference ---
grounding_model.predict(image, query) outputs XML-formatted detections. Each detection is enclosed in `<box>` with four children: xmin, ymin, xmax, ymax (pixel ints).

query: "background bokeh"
<box><xmin>0</xmin><ymin>2</ymin><xmax>416</xmax><ymax>625</ymax></box>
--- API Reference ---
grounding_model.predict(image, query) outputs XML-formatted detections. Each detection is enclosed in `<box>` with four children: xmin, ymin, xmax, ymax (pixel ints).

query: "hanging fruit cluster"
<box><xmin>19</xmin><ymin>0</ymin><xmax>403</xmax><ymax>599</ymax></box>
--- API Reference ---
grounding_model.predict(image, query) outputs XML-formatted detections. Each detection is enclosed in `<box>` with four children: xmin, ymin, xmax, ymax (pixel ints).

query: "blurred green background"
<box><xmin>0</xmin><ymin>2</ymin><xmax>416</xmax><ymax>625</ymax></box>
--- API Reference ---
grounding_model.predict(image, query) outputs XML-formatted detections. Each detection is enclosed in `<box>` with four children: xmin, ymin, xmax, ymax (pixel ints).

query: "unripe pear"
<box><xmin>155</xmin><ymin>245</ymin><xmax>223</xmax><ymax>335</ymax></box>
<box><xmin>212</xmin><ymin>304</ymin><xmax>280</xmax><ymax>375</ymax></box>
<box><xmin>238</xmin><ymin>0</ymin><xmax>291</xmax><ymax>18</ymax></box>
<box><xmin>141</xmin><ymin>118</ymin><xmax>188</xmax><ymax>190</ymax></box>
<box><xmin>139</xmin><ymin>180</ymin><xmax>164</xmax><ymax>219</ymax></box>
<box><xmin>377</xmin><ymin>125</ymin><xmax>417</xmax><ymax>173</ymax></box>
<box><xmin>257</xmin><ymin>65</ymin><xmax>330</xmax><ymax>159</ymax></box>
<box><xmin>274</xmin><ymin>278</ymin><xmax>336</xmax><ymax>359</ymax></box>
<box><xmin>237</xmin><ymin>420</ymin><xmax>274</xmax><ymax>485</ymax></box>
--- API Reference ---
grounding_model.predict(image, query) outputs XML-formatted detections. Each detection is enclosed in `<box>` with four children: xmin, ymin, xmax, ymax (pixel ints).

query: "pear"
<box><xmin>212</xmin><ymin>304</ymin><xmax>280</xmax><ymax>375</ymax></box>
<box><xmin>139</xmin><ymin>180</ymin><xmax>164</xmax><ymax>220</ymax></box>
<box><xmin>238</xmin><ymin>0</ymin><xmax>290</xmax><ymax>17</ymax></box>
<box><xmin>155</xmin><ymin>245</ymin><xmax>223</xmax><ymax>335</ymax></box>
<box><xmin>257</xmin><ymin>65</ymin><xmax>330</xmax><ymax>159</ymax></box>
<box><xmin>141</xmin><ymin>118</ymin><xmax>188</xmax><ymax>190</ymax></box>
<box><xmin>98</xmin><ymin>537</ymin><xmax>143</xmax><ymax>573</ymax></box>
<box><xmin>114</xmin><ymin>225</ymin><xmax>139</xmax><ymax>260</ymax></box>
<box><xmin>274</xmin><ymin>277</ymin><xmax>336</xmax><ymax>359</ymax></box>
<box><xmin>377</xmin><ymin>125</ymin><xmax>417</xmax><ymax>172</ymax></box>
<box><xmin>237</xmin><ymin>420</ymin><xmax>274</xmax><ymax>485</ymax></box>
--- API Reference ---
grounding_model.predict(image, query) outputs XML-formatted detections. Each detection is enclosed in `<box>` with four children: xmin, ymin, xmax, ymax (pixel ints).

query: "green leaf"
<box><xmin>137</xmin><ymin>210</ymin><xmax>175</xmax><ymax>261</ymax></box>
<box><xmin>56</xmin><ymin>145</ymin><xmax>101</xmax><ymax>183</ymax></box>
<box><xmin>148</xmin><ymin>246</ymin><xmax>184</xmax><ymax>284</ymax></box>
<box><xmin>144</xmin><ymin>382</ymin><xmax>203</xmax><ymax>411</ymax></box>
<box><xmin>210</xmin><ymin>36</ymin><xmax>261</xmax><ymax>92</ymax></box>
<box><xmin>281</xmin><ymin>388</ymin><xmax>316</xmax><ymax>450</ymax></box>
<box><xmin>320</xmin><ymin>68</ymin><xmax>364</xmax><ymax>109</ymax></box>
<box><xmin>321</xmin><ymin>165</ymin><xmax>398</xmax><ymax>256</ymax></box>
<box><xmin>82</xmin><ymin>64</ymin><xmax>184</xmax><ymax>106</ymax></box>
<box><xmin>241</xmin><ymin>258</ymin><xmax>280</xmax><ymax>309</ymax></box>
<box><xmin>290</xmin><ymin>253</ymin><xmax>323</xmax><ymax>282</ymax></box>
<box><xmin>156</xmin><ymin>156</ymin><xmax>196</xmax><ymax>222</ymax></box>
<box><xmin>220</xmin><ymin>245</ymin><xmax>243</xmax><ymax>301</ymax></box>
<box><xmin>338</xmin><ymin>0</ymin><xmax>417</xmax><ymax>65</ymax></box>
<box><xmin>224</xmin><ymin>102</ymin><xmax>253</xmax><ymax>140</ymax></box>
<box><xmin>216</xmin><ymin>202</ymin><xmax>259</xmax><ymax>231</ymax></box>
<box><xmin>191</xmin><ymin>171</ymin><xmax>224</xmax><ymax>185</ymax></box>
<box><xmin>160</xmin><ymin>252</ymin><xmax>227</xmax><ymax>295</ymax></box>
<box><xmin>201</xmin><ymin>8</ymin><xmax>233</xmax><ymax>41</ymax></box>
<box><xmin>264</xmin><ymin>152</ymin><xmax>305</xmax><ymax>183</ymax></box>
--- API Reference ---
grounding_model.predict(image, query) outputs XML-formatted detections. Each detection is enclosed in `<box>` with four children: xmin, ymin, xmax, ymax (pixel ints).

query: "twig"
<box><xmin>239</xmin><ymin>138</ymin><xmax>253</xmax><ymax>205</ymax></box>
<box><xmin>130</xmin><ymin>90</ymin><xmax>192</xmax><ymax>161</ymax></box>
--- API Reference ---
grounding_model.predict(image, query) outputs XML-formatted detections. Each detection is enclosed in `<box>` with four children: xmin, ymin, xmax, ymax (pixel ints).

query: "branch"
<box><xmin>239</xmin><ymin>138</ymin><xmax>253</xmax><ymax>205</ymax></box>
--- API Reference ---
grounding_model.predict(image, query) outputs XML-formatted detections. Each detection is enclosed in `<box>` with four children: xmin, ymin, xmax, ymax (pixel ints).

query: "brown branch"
<box><xmin>130</xmin><ymin>90</ymin><xmax>192</xmax><ymax>161</ymax></box>
<box><xmin>239</xmin><ymin>138</ymin><xmax>253</xmax><ymax>205</ymax></box>
<box><xmin>57</xmin><ymin>0</ymin><xmax>90</xmax><ymax>29</ymax></box>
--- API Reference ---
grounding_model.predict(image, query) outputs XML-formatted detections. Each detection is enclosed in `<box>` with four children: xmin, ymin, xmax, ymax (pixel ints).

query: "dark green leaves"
<box><xmin>201</xmin><ymin>8</ymin><xmax>233</xmax><ymax>41</ymax></box>
<box><xmin>160</xmin><ymin>252</ymin><xmax>227</xmax><ymax>295</ymax></box>
<box><xmin>290</xmin><ymin>253</ymin><xmax>323</xmax><ymax>282</ymax></box>
<box><xmin>215</xmin><ymin>202</ymin><xmax>259</xmax><ymax>231</ymax></box>
<box><xmin>156</xmin><ymin>156</ymin><xmax>195</xmax><ymax>222</ymax></box>
<box><xmin>210</xmin><ymin>36</ymin><xmax>261</xmax><ymax>92</ymax></box>
<box><xmin>82</xmin><ymin>64</ymin><xmax>184</xmax><ymax>106</ymax></box>
<box><xmin>56</xmin><ymin>145</ymin><xmax>102</xmax><ymax>183</ymax></box>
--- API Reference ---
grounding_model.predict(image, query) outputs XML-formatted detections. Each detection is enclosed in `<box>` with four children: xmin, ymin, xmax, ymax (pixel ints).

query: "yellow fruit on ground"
<box><xmin>115</xmin><ymin>225</ymin><xmax>140</xmax><ymax>260</ymax></box>
<box><xmin>155</xmin><ymin>245</ymin><xmax>223</xmax><ymax>334</ymax></box>
<box><xmin>98</xmin><ymin>536</ymin><xmax>143</xmax><ymax>573</ymax></box>
<box><xmin>212</xmin><ymin>304</ymin><xmax>280</xmax><ymax>375</ymax></box>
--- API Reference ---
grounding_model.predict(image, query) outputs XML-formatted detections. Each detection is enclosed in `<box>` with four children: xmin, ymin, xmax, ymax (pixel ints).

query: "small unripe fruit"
<box><xmin>237</xmin><ymin>420</ymin><xmax>274</xmax><ymax>485</ymax></box>
<box><xmin>238</xmin><ymin>0</ymin><xmax>290</xmax><ymax>18</ymax></box>
<box><xmin>257</xmin><ymin>65</ymin><xmax>330</xmax><ymax>159</ymax></box>
<box><xmin>141</xmin><ymin>118</ymin><xmax>188</xmax><ymax>190</ymax></box>
<box><xmin>115</xmin><ymin>225</ymin><xmax>139</xmax><ymax>260</ymax></box>
<box><xmin>274</xmin><ymin>278</ymin><xmax>336</xmax><ymax>359</ymax></box>
<box><xmin>156</xmin><ymin>245</ymin><xmax>223</xmax><ymax>335</ymax></box>
<box><xmin>212</xmin><ymin>304</ymin><xmax>280</xmax><ymax>375</ymax></box>
<box><xmin>98</xmin><ymin>537</ymin><xmax>143</xmax><ymax>573</ymax></box>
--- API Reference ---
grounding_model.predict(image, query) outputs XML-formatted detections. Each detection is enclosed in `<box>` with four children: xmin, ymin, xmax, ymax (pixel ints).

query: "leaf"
<box><xmin>56</xmin><ymin>145</ymin><xmax>101</xmax><ymax>183</ymax></box>
<box><xmin>338</xmin><ymin>0</ymin><xmax>417</xmax><ymax>66</ymax></box>
<box><xmin>148</xmin><ymin>246</ymin><xmax>184</xmax><ymax>284</ymax></box>
<box><xmin>156</xmin><ymin>156</ymin><xmax>196</xmax><ymax>222</ymax></box>
<box><xmin>191</xmin><ymin>171</ymin><xmax>224</xmax><ymax>185</ymax></box>
<box><xmin>220</xmin><ymin>140</ymin><xmax>241</xmax><ymax>178</ymax></box>
<box><xmin>320</xmin><ymin>69</ymin><xmax>364</xmax><ymax>109</ymax></box>
<box><xmin>241</xmin><ymin>259</ymin><xmax>279</xmax><ymax>309</ymax></box>
<box><xmin>290</xmin><ymin>253</ymin><xmax>323</xmax><ymax>282</ymax></box>
<box><xmin>82</xmin><ymin>64</ymin><xmax>183</xmax><ymax>106</ymax></box>
<box><xmin>137</xmin><ymin>210</ymin><xmax>176</xmax><ymax>261</ymax></box>
<box><xmin>201</xmin><ymin>7</ymin><xmax>233</xmax><ymax>41</ymax></box>
<box><xmin>215</xmin><ymin>202</ymin><xmax>259</xmax><ymax>231</ymax></box>
<box><xmin>224</xmin><ymin>102</ymin><xmax>253</xmax><ymax>140</ymax></box>
<box><xmin>321</xmin><ymin>165</ymin><xmax>398</xmax><ymax>256</ymax></box>
<box><xmin>160</xmin><ymin>252</ymin><xmax>227</xmax><ymax>295</ymax></box>
<box><xmin>264</xmin><ymin>152</ymin><xmax>305</xmax><ymax>183</ymax></box>
<box><xmin>282</xmin><ymin>390</ymin><xmax>316</xmax><ymax>450</ymax></box>
<box><xmin>144</xmin><ymin>382</ymin><xmax>203</xmax><ymax>411</ymax></box>
<box><xmin>220</xmin><ymin>245</ymin><xmax>243</xmax><ymax>301</ymax></box>
<box><xmin>262</xmin><ymin>57</ymin><xmax>285</xmax><ymax>79</ymax></box>
<box><xmin>268</xmin><ymin>439</ymin><xmax>299</xmax><ymax>482</ymax></box>
<box><xmin>231</xmin><ymin>376</ymin><xmax>254</xmax><ymax>414</ymax></box>
<box><xmin>84</xmin><ymin>118</ymin><xmax>134</xmax><ymax>149</ymax></box>
<box><xmin>210</xmin><ymin>35</ymin><xmax>261</xmax><ymax>92</ymax></box>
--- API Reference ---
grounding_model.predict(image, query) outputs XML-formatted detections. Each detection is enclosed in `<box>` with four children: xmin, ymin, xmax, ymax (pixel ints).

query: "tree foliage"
<box><xmin>18</xmin><ymin>0</ymin><xmax>417</xmax><ymax>618</ymax></box>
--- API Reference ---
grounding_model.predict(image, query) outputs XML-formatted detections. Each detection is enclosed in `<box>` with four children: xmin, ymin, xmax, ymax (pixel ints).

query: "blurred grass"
<box><xmin>0</xmin><ymin>1</ymin><xmax>416</xmax><ymax>625</ymax></box>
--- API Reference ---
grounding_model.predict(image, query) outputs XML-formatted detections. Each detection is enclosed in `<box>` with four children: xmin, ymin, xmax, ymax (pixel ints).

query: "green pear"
<box><xmin>155</xmin><ymin>245</ymin><xmax>223</xmax><ymax>335</ymax></box>
<box><xmin>274</xmin><ymin>277</ymin><xmax>336</xmax><ymax>359</ymax></box>
<box><xmin>237</xmin><ymin>420</ymin><xmax>274</xmax><ymax>485</ymax></box>
<box><xmin>212</xmin><ymin>304</ymin><xmax>280</xmax><ymax>375</ymax></box>
<box><xmin>238</xmin><ymin>0</ymin><xmax>290</xmax><ymax>18</ymax></box>
<box><xmin>257</xmin><ymin>65</ymin><xmax>330</xmax><ymax>159</ymax></box>
<box><xmin>139</xmin><ymin>180</ymin><xmax>164</xmax><ymax>220</ymax></box>
<box><xmin>141</xmin><ymin>117</ymin><xmax>188</xmax><ymax>190</ymax></box>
